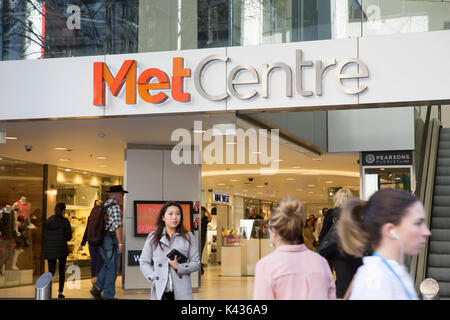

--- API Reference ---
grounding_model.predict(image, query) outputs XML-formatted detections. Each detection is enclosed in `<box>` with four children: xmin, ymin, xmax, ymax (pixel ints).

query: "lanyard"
<box><xmin>372</xmin><ymin>252</ymin><xmax>413</xmax><ymax>300</ymax></box>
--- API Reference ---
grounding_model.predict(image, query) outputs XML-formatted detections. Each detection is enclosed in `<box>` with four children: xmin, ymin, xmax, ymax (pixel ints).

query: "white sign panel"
<box><xmin>0</xmin><ymin>30</ymin><xmax>449</xmax><ymax>121</ymax></box>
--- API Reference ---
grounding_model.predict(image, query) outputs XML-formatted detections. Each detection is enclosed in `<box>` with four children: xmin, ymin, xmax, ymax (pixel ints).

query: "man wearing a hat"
<box><xmin>90</xmin><ymin>185</ymin><xmax>128</xmax><ymax>300</ymax></box>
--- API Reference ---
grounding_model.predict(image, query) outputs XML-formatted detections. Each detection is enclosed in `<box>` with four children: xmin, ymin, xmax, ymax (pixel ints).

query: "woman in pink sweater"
<box><xmin>253</xmin><ymin>197</ymin><xmax>336</xmax><ymax>300</ymax></box>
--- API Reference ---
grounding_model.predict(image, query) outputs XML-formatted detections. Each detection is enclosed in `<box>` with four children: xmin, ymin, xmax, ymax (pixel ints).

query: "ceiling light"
<box><xmin>307</xmin><ymin>184</ymin><xmax>316</xmax><ymax>187</ymax></box>
<box><xmin>99</xmin><ymin>165</ymin><xmax>108</xmax><ymax>168</ymax></box>
<box><xmin>82</xmin><ymin>171</ymin><xmax>88</xmax><ymax>174</ymax></box>
<box><xmin>65</xmin><ymin>169</ymin><xmax>71</xmax><ymax>172</ymax></box>
<box><xmin>55</xmin><ymin>147</ymin><xmax>68</xmax><ymax>151</ymax></box>
<box><xmin>325</xmin><ymin>181</ymin><xmax>333</xmax><ymax>184</ymax></box>
<box><xmin>230</xmin><ymin>179</ymin><xmax>237</xmax><ymax>182</ymax></box>
<box><xmin>58</xmin><ymin>158</ymin><xmax>71</xmax><ymax>162</ymax></box>
<box><xmin>256</xmin><ymin>185</ymin><xmax>264</xmax><ymax>188</ymax></box>
<box><xmin>6</xmin><ymin>136</ymin><xmax>18</xmax><ymax>140</ymax></box>
<box><xmin>218</xmin><ymin>183</ymin><xmax>225</xmax><ymax>186</ymax></box>
<box><xmin>96</xmin><ymin>156</ymin><xmax>107</xmax><ymax>160</ymax></box>
<box><xmin>292</xmin><ymin>166</ymin><xmax>301</xmax><ymax>169</ymax></box>
<box><xmin>312</xmin><ymin>157</ymin><xmax>322</xmax><ymax>161</ymax></box>
<box><xmin>286</xmin><ymin>178</ymin><xmax>295</xmax><ymax>181</ymax></box>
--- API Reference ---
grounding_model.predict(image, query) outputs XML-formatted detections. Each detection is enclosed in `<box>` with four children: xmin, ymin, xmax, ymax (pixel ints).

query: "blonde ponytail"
<box><xmin>337</xmin><ymin>198</ymin><xmax>371</xmax><ymax>257</ymax></box>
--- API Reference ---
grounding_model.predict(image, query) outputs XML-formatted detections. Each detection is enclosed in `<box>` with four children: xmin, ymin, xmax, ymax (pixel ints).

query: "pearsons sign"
<box><xmin>362</xmin><ymin>151</ymin><xmax>413</xmax><ymax>166</ymax></box>
<box><xmin>93</xmin><ymin>50</ymin><xmax>369</xmax><ymax>106</ymax></box>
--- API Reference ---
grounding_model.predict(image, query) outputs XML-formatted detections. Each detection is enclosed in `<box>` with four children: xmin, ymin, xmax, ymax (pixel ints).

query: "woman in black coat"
<box><xmin>318</xmin><ymin>189</ymin><xmax>363</xmax><ymax>299</ymax></box>
<box><xmin>43</xmin><ymin>203</ymin><xmax>72</xmax><ymax>298</ymax></box>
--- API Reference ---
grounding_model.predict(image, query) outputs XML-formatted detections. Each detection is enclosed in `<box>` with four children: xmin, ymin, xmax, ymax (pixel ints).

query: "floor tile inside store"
<box><xmin>0</xmin><ymin>265</ymin><xmax>254</xmax><ymax>300</ymax></box>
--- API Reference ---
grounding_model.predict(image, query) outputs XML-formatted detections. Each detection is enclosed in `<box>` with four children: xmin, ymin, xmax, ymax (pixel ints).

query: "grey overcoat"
<box><xmin>140</xmin><ymin>228</ymin><xmax>200</xmax><ymax>300</ymax></box>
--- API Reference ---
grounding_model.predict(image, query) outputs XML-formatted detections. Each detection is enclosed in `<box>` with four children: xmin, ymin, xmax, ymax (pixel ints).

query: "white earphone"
<box><xmin>390</xmin><ymin>229</ymin><xmax>400</xmax><ymax>240</ymax></box>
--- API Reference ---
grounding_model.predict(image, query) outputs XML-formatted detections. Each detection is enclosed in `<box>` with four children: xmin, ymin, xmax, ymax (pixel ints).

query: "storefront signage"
<box><xmin>362</xmin><ymin>150</ymin><xmax>413</xmax><ymax>166</ymax></box>
<box><xmin>213</xmin><ymin>192</ymin><xmax>229</xmax><ymax>203</ymax></box>
<box><xmin>93</xmin><ymin>50</ymin><xmax>369</xmax><ymax>106</ymax></box>
<box><xmin>127</xmin><ymin>250</ymin><xmax>142</xmax><ymax>266</ymax></box>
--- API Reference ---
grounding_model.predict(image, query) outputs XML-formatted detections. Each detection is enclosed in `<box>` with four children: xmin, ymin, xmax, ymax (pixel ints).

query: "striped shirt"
<box><xmin>104</xmin><ymin>198</ymin><xmax>123</xmax><ymax>232</ymax></box>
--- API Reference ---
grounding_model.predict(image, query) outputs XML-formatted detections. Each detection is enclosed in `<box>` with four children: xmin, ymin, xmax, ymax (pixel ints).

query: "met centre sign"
<box><xmin>0</xmin><ymin>30</ymin><xmax>449</xmax><ymax>120</ymax></box>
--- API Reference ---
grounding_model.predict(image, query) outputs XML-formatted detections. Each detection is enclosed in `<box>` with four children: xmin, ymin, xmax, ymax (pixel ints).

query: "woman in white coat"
<box><xmin>337</xmin><ymin>188</ymin><xmax>431</xmax><ymax>299</ymax></box>
<box><xmin>140</xmin><ymin>201</ymin><xmax>200</xmax><ymax>300</ymax></box>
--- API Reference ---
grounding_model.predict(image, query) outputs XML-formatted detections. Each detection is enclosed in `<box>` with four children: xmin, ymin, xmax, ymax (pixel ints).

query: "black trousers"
<box><xmin>162</xmin><ymin>291</ymin><xmax>174</xmax><ymax>300</ymax></box>
<box><xmin>47</xmin><ymin>257</ymin><xmax>67</xmax><ymax>293</ymax></box>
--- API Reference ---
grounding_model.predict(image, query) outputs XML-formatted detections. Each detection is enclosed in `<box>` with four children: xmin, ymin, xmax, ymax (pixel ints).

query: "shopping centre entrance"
<box><xmin>0</xmin><ymin>109</ymin><xmax>367</xmax><ymax>296</ymax></box>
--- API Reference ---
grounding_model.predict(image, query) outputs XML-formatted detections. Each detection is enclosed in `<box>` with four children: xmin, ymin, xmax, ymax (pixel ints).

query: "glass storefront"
<box><xmin>0</xmin><ymin>158</ymin><xmax>122</xmax><ymax>288</ymax></box>
<box><xmin>1</xmin><ymin>0</ymin><xmax>449</xmax><ymax>61</ymax></box>
<box><xmin>55</xmin><ymin>167</ymin><xmax>122</xmax><ymax>280</ymax></box>
<box><xmin>0</xmin><ymin>157</ymin><xmax>44</xmax><ymax>287</ymax></box>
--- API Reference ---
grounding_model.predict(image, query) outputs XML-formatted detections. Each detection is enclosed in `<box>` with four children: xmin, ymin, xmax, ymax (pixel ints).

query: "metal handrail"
<box><xmin>411</xmin><ymin>116</ymin><xmax>441</xmax><ymax>290</ymax></box>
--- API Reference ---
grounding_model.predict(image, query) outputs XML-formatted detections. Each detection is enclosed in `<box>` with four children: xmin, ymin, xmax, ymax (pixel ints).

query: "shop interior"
<box><xmin>0</xmin><ymin>112</ymin><xmax>371</xmax><ymax>287</ymax></box>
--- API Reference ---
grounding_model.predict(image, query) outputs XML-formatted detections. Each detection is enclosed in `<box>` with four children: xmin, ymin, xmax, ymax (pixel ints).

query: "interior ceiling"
<box><xmin>0</xmin><ymin>113</ymin><xmax>360</xmax><ymax>204</ymax></box>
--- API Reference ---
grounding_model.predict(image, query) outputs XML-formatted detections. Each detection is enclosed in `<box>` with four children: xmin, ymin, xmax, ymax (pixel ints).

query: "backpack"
<box><xmin>86</xmin><ymin>203</ymin><xmax>113</xmax><ymax>246</ymax></box>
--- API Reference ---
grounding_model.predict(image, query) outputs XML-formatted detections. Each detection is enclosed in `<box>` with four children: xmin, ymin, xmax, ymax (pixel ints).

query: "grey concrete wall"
<box><xmin>328</xmin><ymin>107</ymin><xmax>415</xmax><ymax>152</ymax></box>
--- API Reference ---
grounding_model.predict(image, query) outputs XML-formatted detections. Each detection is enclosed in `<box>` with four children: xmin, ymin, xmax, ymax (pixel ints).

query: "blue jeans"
<box><xmin>95</xmin><ymin>236</ymin><xmax>120</xmax><ymax>299</ymax></box>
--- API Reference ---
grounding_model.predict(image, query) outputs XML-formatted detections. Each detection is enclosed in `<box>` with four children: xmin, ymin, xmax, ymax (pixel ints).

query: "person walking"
<box><xmin>337</xmin><ymin>188</ymin><xmax>431</xmax><ymax>300</ymax></box>
<box><xmin>253</xmin><ymin>197</ymin><xmax>336</xmax><ymax>300</ymax></box>
<box><xmin>90</xmin><ymin>185</ymin><xmax>127</xmax><ymax>300</ymax></box>
<box><xmin>140</xmin><ymin>201</ymin><xmax>200</xmax><ymax>300</ymax></box>
<box><xmin>318</xmin><ymin>188</ymin><xmax>363</xmax><ymax>299</ymax></box>
<box><xmin>79</xmin><ymin>200</ymin><xmax>104</xmax><ymax>285</ymax></box>
<box><xmin>200</xmin><ymin>206</ymin><xmax>212</xmax><ymax>275</ymax></box>
<box><xmin>303</xmin><ymin>217</ymin><xmax>316</xmax><ymax>251</ymax></box>
<box><xmin>42</xmin><ymin>203</ymin><xmax>72</xmax><ymax>299</ymax></box>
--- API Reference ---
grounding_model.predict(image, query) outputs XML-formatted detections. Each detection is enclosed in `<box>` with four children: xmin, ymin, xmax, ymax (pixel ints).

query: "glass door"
<box><xmin>361</xmin><ymin>166</ymin><xmax>413</xmax><ymax>200</ymax></box>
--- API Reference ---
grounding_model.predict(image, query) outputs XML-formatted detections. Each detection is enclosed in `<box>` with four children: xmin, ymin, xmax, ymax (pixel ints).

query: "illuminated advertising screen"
<box><xmin>134</xmin><ymin>201</ymin><xmax>193</xmax><ymax>237</ymax></box>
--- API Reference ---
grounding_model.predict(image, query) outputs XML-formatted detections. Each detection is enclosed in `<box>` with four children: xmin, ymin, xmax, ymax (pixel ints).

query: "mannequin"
<box><xmin>15</xmin><ymin>196</ymin><xmax>36</xmax><ymax>230</ymax></box>
<box><xmin>0</xmin><ymin>205</ymin><xmax>17</xmax><ymax>273</ymax></box>
<box><xmin>10</xmin><ymin>203</ymin><xmax>26</xmax><ymax>270</ymax></box>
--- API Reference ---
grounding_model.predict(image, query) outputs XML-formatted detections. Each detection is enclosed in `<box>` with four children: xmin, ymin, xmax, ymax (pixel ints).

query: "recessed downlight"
<box><xmin>58</xmin><ymin>158</ymin><xmax>71</xmax><ymax>162</ymax></box>
<box><xmin>96</xmin><ymin>156</ymin><xmax>107</xmax><ymax>160</ymax></box>
<box><xmin>55</xmin><ymin>147</ymin><xmax>68</xmax><ymax>151</ymax></box>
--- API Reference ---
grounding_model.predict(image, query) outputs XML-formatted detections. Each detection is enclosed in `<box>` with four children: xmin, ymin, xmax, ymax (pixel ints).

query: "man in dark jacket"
<box><xmin>43</xmin><ymin>203</ymin><xmax>72</xmax><ymax>299</ymax></box>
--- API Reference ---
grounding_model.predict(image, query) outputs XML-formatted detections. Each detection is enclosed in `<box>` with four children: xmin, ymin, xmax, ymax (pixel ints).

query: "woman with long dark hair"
<box><xmin>140</xmin><ymin>201</ymin><xmax>200</xmax><ymax>300</ymax></box>
<box><xmin>42</xmin><ymin>203</ymin><xmax>72</xmax><ymax>299</ymax></box>
<box><xmin>337</xmin><ymin>188</ymin><xmax>431</xmax><ymax>299</ymax></box>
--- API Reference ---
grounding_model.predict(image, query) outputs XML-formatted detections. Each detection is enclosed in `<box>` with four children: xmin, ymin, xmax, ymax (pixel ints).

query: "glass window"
<box><xmin>2</xmin><ymin>0</ymin><xmax>450</xmax><ymax>61</ymax></box>
<box><xmin>0</xmin><ymin>157</ymin><xmax>44</xmax><ymax>288</ymax></box>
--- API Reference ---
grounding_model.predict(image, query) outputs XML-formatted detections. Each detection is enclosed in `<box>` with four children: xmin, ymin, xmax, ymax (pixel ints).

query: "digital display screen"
<box><xmin>213</xmin><ymin>193</ymin><xmax>229</xmax><ymax>203</ymax></box>
<box><xmin>134</xmin><ymin>201</ymin><xmax>193</xmax><ymax>237</ymax></box>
